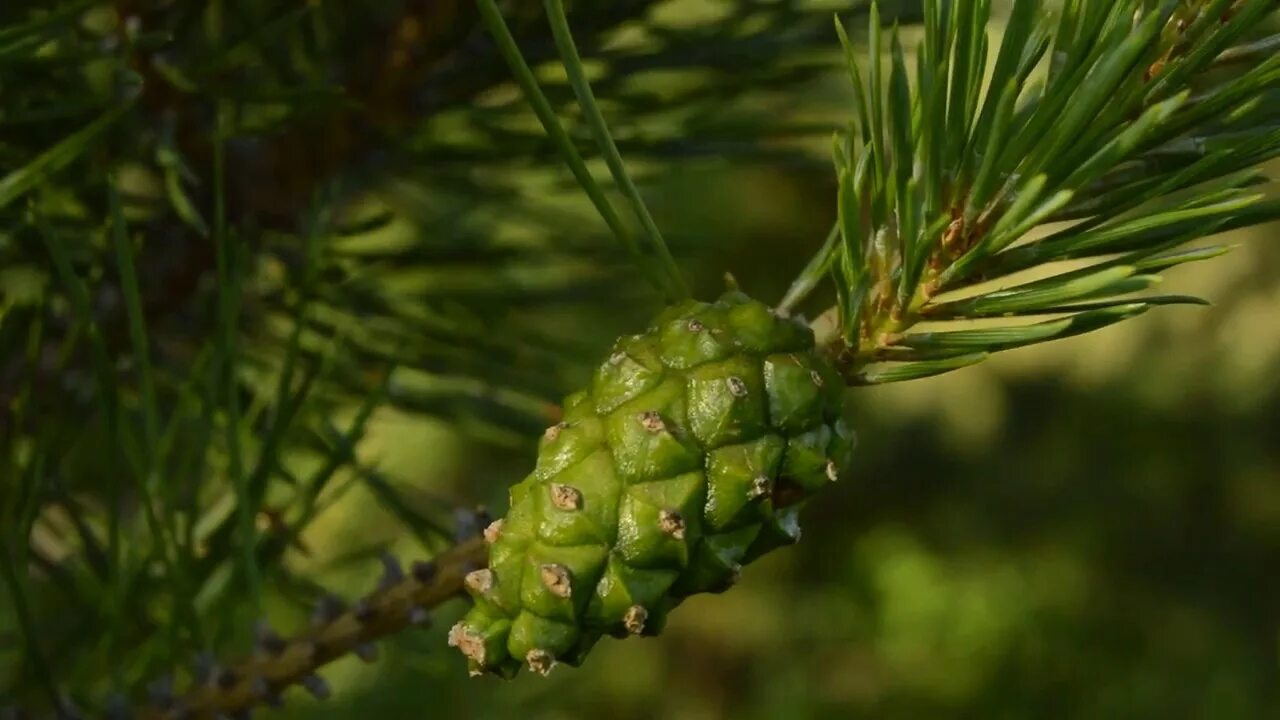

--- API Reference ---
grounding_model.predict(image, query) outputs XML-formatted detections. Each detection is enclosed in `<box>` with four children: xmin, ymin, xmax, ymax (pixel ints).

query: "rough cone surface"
<box><xmin>450</xmin><ymin>292</ymin><xmax>855</xmax><ymax>676</ymax></box>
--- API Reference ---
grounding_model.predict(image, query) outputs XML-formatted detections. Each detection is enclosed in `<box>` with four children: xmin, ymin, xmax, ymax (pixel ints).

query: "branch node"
<box><xmin>301</xmin><ymin>674</ymin><xmax>331</xmax><ymax>701</ymax></box>
<box><xmin>311</xmin><ymin>595</ymin><xmax>345</xmax><ymax>627</ymax></box>
<box><xmin>353</xmin><ymin>643</ymin><xmax>379</xmax><ymax>663</ymax></box>
<box><xmin>378</xmin><ymin>552</ymin><xmax>405</xmax><ymax>588</ymax></box>
<box><xmin>254</xmin><ymin>623</ymin><xmax>286</xmax><ymax>657</ymax></box>
<box><xmin>411</xmin><ymin>559</ymin><xmax>438</xmax><ymax>584</ymax></box>
<box><xmin>249</xmin><ymin>678</ymin><xmax>280</xmax><ymax>707</ymax></box>
<box><xmin>353</xmin><ymin>600</ymin><xmax>377</xmax><ymax>623</ymax></box>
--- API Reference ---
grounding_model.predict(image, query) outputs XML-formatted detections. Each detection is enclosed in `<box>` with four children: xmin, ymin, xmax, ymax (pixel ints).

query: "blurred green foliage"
<box><xmin>2</xmin><ymin>0</ymin><xmax>1278</xmax><ymax>718</ymax></box>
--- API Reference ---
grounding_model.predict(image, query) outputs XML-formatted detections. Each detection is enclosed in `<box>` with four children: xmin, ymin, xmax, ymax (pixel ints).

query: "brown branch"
<box><xmin>138</xmin><ymin>538</ymin><xmax>487</xmax><ymax>720</ymax></box>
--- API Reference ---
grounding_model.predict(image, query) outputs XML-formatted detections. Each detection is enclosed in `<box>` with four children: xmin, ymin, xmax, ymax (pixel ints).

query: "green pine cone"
<box><xmin>448</xmin><ymin>291</ymin><xmax>855</xmax><ymax>676</ymax></box>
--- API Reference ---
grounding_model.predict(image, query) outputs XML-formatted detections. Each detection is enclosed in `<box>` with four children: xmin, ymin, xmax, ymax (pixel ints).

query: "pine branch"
<box><xmin>136</xmin><ymin>538</ymin><xmax>487</xmax><ymax>720</ymax></box>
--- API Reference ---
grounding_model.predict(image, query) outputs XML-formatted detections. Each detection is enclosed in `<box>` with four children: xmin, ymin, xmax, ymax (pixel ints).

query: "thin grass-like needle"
<box><xmin>544</xmin><ymin>0</ymin><xmax>689</xmax><ymax>300</ymax></box>
<box><xmin>475</xmin><ymin>0</ymin><xmax>676</xmax><ymax>298</ymax></box>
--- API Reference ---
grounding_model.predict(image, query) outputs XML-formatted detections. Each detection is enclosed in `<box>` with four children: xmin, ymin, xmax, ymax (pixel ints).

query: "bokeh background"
<box><xmin>281</xmin><ymin>7</ymin><xmax>1280</xmax><ymax>720</ymax></box>
<box><xmin>2</xmin><ymin>1</ymin><xmax>1278</xmax><ymax>718</ymax></box>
